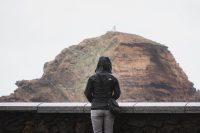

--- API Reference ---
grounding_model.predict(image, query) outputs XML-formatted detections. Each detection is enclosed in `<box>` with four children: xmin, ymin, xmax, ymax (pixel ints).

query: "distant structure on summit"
<box><xmin>111</xmin><ymin>25</ymin><xmax>116</xmax><ymax>31</ymax></box>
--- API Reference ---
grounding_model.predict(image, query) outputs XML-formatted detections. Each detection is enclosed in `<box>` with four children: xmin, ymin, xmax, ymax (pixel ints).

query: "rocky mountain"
<box><xmin>0</xmin><ymin>32</ymin><xmax>197</xmax><ymax>102</ymax></box>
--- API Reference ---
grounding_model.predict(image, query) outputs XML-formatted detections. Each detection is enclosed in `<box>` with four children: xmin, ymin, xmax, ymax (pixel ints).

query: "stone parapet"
<box><xmin>0</xmin><ymin>102</ymin><xmax>200</xmax><ymax>113</ymax></box>
<box><xmin>1</xmin><ymin>102</ymin><xmax>200</xmax><ymax>133</ymax></box>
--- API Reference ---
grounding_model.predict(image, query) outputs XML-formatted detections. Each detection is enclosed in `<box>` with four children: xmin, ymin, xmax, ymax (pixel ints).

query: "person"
<box><xmin>84</xmin><ymin>56</ymin><xmax>121</xmax><ymax>133</ymax></box>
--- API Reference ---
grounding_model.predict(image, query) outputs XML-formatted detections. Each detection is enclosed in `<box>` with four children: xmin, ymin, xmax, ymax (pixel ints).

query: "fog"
<box><xmin>0</xmin><ymin>0</ymin><xmax>200</xmax><ymax>96</ymax></box>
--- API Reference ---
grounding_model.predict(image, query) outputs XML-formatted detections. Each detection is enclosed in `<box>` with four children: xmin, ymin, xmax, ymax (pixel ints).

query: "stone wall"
<box><xmin>0</xmin><ymin>102</ymin><xmax>200</xmax><ymax>133</ymax></box>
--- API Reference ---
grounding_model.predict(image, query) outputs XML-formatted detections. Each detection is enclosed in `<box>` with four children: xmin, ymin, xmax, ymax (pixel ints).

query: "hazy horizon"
<box><xmin>0</xmin><ymin>0</ymin><xmax>200</xmax><ymax>96</ymax></box>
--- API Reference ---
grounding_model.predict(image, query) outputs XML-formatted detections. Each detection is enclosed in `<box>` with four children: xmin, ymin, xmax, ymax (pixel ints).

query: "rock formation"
<box><xmin>0</xmin><ymin>32</ymin><xmax>197</xmax><ymax>102</ymax></box>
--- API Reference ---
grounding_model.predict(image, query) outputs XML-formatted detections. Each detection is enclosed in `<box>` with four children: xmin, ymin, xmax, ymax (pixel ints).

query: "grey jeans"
<box><xmin>91</xmin><ymin>110</ymin><xmax>115</xmax><ymax>133</ymax></box>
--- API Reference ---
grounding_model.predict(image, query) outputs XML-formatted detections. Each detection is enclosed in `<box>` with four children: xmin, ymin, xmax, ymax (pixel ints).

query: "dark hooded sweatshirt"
<box><xmin>84</xmin><ymin>57</ymin><xmax>121</xmax><ymax>110</ymax></box>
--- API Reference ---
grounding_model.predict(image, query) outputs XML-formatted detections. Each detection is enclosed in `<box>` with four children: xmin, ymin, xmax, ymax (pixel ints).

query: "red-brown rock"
<box><xmin>0</xmin><ymin>32</ymin><xmax>197</xmax><ymax>102</ymax></box>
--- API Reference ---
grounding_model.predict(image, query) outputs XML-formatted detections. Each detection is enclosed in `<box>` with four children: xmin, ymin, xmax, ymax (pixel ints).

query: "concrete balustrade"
<box><xmin>0</xmin><ymin>102</ymin><xmax>200</xmax><ymax>133</ymax></box>
<box><xmin>0</xmin><ymin>102</ymin><xmax>200</xmax><ymax>113</ymax></box>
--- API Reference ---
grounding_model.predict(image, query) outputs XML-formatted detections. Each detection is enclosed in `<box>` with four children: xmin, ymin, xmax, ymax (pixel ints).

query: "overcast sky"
<box><xmin>0</xmin><ymin>0</ymin><xmax>200</xmax><ymax>96</ymax></box>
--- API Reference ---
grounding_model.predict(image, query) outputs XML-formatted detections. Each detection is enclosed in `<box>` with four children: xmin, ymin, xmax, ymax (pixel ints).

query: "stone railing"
<box><xmin>0</xmin><ymin>102</ymin><xmax>200</xmax><ymax>133</ymax></box>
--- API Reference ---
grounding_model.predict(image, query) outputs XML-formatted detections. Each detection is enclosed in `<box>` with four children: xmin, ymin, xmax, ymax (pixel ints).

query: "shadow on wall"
<box><xmin>0</xmin><ymin>112</ymin><xmax>200</xmax><ymax>133</ymax></box>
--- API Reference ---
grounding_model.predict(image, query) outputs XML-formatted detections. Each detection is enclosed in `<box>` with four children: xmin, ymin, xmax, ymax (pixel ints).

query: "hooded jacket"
<box><xmin>84</xmin><ymin>56</ymin><xmax>121</xmax><ymax>110</ymax></box>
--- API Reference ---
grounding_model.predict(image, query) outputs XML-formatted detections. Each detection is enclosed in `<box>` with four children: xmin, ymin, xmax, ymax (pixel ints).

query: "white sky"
<box><xmin>0</xmin><ymin>0</ymin><xmax>200</xmax><ymax>96</ymax></box>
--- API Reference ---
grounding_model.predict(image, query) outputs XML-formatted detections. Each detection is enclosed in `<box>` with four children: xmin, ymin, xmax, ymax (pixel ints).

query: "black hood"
<box><xmin>95</xmin><ymin>56</ymin><xmax>112</xmax><ymax>73</ymax></box>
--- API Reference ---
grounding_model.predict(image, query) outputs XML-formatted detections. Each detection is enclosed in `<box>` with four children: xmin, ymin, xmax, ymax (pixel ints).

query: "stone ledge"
<box><xmin>0</xmin><ymin>102</ymin><xmax>41</xmax><ymax>111</ymax></box>
<box><xmin>37</xmin><ymin>102</ymin><xmax>87</xmax><ymax>113</ymax></box>
<box><xmin>0</xmin><ymin>102</ymin><xmax>200</xmax><ymax>113</ymax></box>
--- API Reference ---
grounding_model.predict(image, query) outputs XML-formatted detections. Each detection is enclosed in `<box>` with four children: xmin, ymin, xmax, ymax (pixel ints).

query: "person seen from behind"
<box><xmin>84</xmin><ymin>56</ymin><xmax>121</xmax><ymax>133</ymax></box>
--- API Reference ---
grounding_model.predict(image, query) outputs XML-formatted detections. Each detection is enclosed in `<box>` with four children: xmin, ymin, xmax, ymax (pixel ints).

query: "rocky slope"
<box><xmin>0</xmin><ymin>32</ymin><xmax>197</xmax><ymax>102</ymax></box>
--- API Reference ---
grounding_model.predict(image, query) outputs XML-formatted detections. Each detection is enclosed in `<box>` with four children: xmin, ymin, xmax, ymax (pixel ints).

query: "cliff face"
<box><xmin>0</xmin><ymin>32</ymin><xmax>196</xmax><ymax>102</ymax></box>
